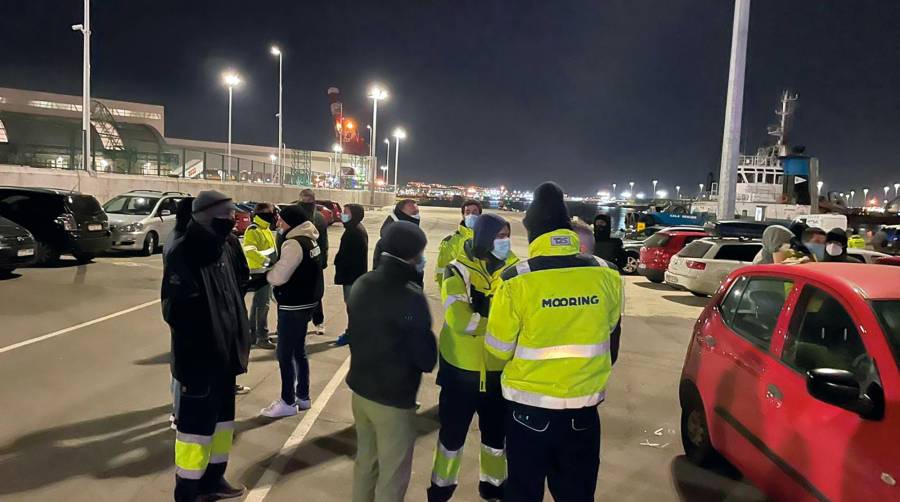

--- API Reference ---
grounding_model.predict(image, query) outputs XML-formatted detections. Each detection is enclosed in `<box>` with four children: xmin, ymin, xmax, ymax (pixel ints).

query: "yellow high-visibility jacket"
<box><xmin>485</xmin><ymin>229</ymin><xmax>623</xmax><ymax>409</ymax></box>
<box><xmin>441</xmin><ymin>248</ymin><xmax>519</xmax><ymax>386</ymax></box>
<box><xmin>242</xmin><ymin>215</ymin><xmax>277</xmax><ymax>271</ymax></box>
<box><xmin>435</xmin><ymin>225</ymin><xmax>474</xmax><ymax>286</ymax></box>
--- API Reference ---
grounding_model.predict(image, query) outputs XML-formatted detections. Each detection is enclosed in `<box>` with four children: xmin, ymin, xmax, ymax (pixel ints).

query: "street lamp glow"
<box><xmin>850</xmin><ymin>190</ymin><xmax>856</xmax><ymax>206</ymax></box>
<box><xmin>269</xmin><ymin>154</ymin><xmax>277</xmax><ymax>162</ymax></box>
<box><xmin>270</xmin><ymin>46</ymin><xmax>281</xmax><ymax>56</ymax></box>
<box><xmin>367</xmin><ymin>85</ymin><xmax>388</xmax><ymax>201</ymax></box>
<box><xmin>392</xmin><ymin>127</ymin><xmax>407</xmax><ymax>188</ymax></box>
<box><xmin>885</xmin><ymin>186</ymin><xmax>891</xmax><ymax>199</ymax></box>
<box><xmin>222</xmin><ymin>70</ymin><xmax>241</xmax><ymax>179</ymax></box>
<box><xmin>393</xmin><ymin>127</ymin><xmax>407</xmax><ymax>140</ymax></box>
<box><xmin>636</xmin><ymin>192</ymin><xmax>646</xmax><ymax>199</ymax></box>
<box><xmin>368</xmin><ymin>85</ymin><xmax>389</xmax><ymax>101</ymax></box>
<box><xmin>222</xmin><ymin>72</ymin><xmax>241</xmax><ymax>88</ymax></box>
<box><xmin>675</xmin><ymin>185</ymin><xmax>681</xmax><ymax>199</ymax></box>
<box><xmin>656</xmin><ymin>190</ymin><xmax>668</xmax><ymax>198</ymax></box>
<box><xmin>332</xmin><ymin>143</ymin><xmax>343</xmax><ymax>153</ymax></box>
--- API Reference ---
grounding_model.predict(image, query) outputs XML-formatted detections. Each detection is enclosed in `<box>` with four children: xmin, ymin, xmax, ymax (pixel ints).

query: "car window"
<box><xmin>157</xmin><ymin>198</ymin><xmax>178</xmax><ymax>216</ymax></box>
<box><xmin>714</xmin><ymin>244</ymin><xmax>761</xmax><ymax>262</ymax></box>
<box><xmin>871</xmin><ymin>300</ymin><xmax>900</xmax><ymax>368</ymax></box>
<box><xmin>683</xmin><ymin>236</ymin><xmax>705</xmax><ymax>247</ymax></box>
<box><xmin>719</xmin><ymin>276</ymin><xmax>749</xmax><ymax>325</ymax></box>
<box><xmin>66</xmin><ymin>194</ymin><xmax>103</xmax><ymax>215</ymax></box>
<box><xmin>679</xmin><ymin>241</ymin><xmax>713</xmax><ymax>258</ymax></box>
<box><xmin>724</xmin><ymin>277</ymin><xmax>793</xmax><ymax>347</ymax></box>
<box><xmin>103</xmin><ymin>196</ymin><xmax>160</xmax><ymax>215</ymax></box>
<box><xmin>782</xmin><ymin>287</ymin><xmax>872</xmax><ymax>380</ymax></box>
<box><xmin>644</xmin><ymin>233</ymin><xmax>670</xmax><ymax>248</ymax></box>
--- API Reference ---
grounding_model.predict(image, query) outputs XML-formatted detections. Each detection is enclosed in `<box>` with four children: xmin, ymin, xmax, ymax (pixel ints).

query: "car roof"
<box><xmin>738</xmin><ymin>263</ymin><xmax>900</xmax><ymax>300</ymax></box>
<box><xmin>0</xmin><ymin>186</ymin><xmax>82</xmax><ymax>196</ymax></box>
<box><xmin>661</xmin><ymin>228</ymin><xmax>708</xmax><ymax>235</ymax></box>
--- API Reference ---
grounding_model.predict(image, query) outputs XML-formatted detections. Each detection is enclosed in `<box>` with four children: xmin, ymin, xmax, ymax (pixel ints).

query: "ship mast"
<box><xmin>767</xmin><ymin>89</ymin><xmax>798</xmax><ymax>155</ymax></box>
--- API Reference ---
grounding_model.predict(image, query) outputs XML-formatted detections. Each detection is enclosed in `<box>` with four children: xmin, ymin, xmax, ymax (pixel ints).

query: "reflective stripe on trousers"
<box><xmin>479</xmin><ymin>443</ymin><xmax>506</xmax><ymax>487</ymax></box>
<box><xmin>431</xmin><ymin>440</ymin><xmax>463</xmax><ymax>487</ymax></box>
<box><xmin>175</xmin><ymin>420</ymin><xmax>234</xmax><ymax>479</ymax></box>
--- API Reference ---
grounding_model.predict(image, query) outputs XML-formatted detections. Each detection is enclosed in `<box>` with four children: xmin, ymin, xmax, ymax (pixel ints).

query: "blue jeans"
<box><xmin>249</xmin><ymin>284</ymin><xmax>272</xmax><ymax>341</ymax></box>
<box><xmin>277</xmin><ymin>307</ymin><xmax>312</xmax><ymax>404</ymax></box>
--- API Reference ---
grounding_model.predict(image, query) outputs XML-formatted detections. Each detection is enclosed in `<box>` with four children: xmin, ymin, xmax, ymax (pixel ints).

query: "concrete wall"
<box><xmin>0</xmin><ymin>164</ymin><xmax>395</xmax><ymax>207</ymax></box>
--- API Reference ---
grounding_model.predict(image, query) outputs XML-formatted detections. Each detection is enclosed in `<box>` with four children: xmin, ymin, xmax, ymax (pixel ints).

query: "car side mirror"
<box><xmin>160</xmin><ymin>209</ymin><xmax>171</xmax><ymax>216</ymax></box>
<box><xmin>806</xmin><ymin>368</ymin><xmax>882</xmax><ymax>420</ymax></box>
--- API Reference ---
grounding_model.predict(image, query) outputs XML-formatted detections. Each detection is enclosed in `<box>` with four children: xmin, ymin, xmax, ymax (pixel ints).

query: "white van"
<box><xmin>794</xmin><ymin>213</ymin><xmax>847</xmax><ymax>232</ymax></box>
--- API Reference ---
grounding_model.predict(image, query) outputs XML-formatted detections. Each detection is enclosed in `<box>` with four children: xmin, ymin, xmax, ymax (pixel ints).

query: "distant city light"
<box><xmin>656</xmin><ymin>190</ymin><xmax>668</xmax><ymax>198</ymax></box>
<box><xmin>620</xmin><ymin>191</ymin><xmax>632</xmax><ymax>199</ymax></box>
<box><xmin>636</xmin><ymin>192</ymin><xmax>646</xmax><ymax>199</ymax></box>
<box><xmin>270</xmin><ymin>154</ymin><xmax>277</xmax><ymax>162</ymax></box>
<box><xmin>332</xmin><ymin>143</ymin><xmax>343</xmax><ymax>153</ymax></box>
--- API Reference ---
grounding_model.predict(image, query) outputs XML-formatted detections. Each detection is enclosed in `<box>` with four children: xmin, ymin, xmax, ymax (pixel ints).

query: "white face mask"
<box><xmin>826</xmin><ymin>242</ymin><xmax>843</xmax><ymax>256</ymax></box>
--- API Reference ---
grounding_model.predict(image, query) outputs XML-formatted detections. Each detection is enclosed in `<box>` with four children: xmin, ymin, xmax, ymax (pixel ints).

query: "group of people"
<box><xmin>160</xmin><ymin>182</ymin><xmax>625</xmax><ymax>502</ymax></box>
<box><xmin>754</xmin><ymin>222</ymin><xmax>864</xmax><ymax>264</ymax></box>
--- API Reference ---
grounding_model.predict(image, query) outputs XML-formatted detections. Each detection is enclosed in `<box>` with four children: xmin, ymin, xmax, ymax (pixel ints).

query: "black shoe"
<box><xmin>255</xmin><ymin>338</ymin><xmax>277</xmax><ymax>350</ymax></box>
<box><xmin>199</xmin><ymin>479</ymin><xmax>245</xmax><ymax>500</ymax></box>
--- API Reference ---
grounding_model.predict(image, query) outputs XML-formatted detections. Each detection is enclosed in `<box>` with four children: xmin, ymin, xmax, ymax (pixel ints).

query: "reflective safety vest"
<box><xmin>435</xmin><ymin>225</ymin><xmax>474</xmax><ymax>286</ymax></box>
<box><xmin>485</xmin><ymin>229</ymin><xmax>623</xmax><ymax>409</ymax></box>
<box><xmin>242</xmin><ymin>215</ymin><xmax>277</xmax><ymax>271</ymax></box>
<box><xmin>440</xmin><ymin>248</ymin><xmax>519</xmax><ymax>383</ymax></box>
<box><xmin>848</xmin><ymin>235</ymin><xmax>865</xmax><ymax>249</ymax></box>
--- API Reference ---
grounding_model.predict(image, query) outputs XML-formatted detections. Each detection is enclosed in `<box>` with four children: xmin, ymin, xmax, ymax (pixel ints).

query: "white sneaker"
<box><xmin>296</xmin><ymin>398</ymin><xmax>312</xmax><ymax>411</ymax></box>
<box><xmin>260</xmin><ymin>399</ymin><xmax>298</xmax><ymax>418</ymax></box>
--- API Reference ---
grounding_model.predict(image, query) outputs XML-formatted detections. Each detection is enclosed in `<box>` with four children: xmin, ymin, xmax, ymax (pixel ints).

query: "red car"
<box><xmin>680</xmin><ymin>263</ymin><xmax>900</xmax><ymax>502</ymax></box>
<box><xmin>317</xmin><ymin>200</ymin><xmax>343</xmax><ymax>225</ymax></box>
<box><xmin>233</xmin><ymin>207</ymin><xmax>252</xmax><ymax>236</ymax></box>
<box><xmin>638</xmin><ymin>228</ymin><xmax>708</xmax><ymax>283</ymax></box>
<box><xmin>876</xmin><ymin>256</ymin><xmax>900</xmax><ymax>267</ymax></box>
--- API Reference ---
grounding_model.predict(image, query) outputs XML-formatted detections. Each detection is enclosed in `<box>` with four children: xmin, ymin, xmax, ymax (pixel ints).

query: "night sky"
<box><xmin>1</xmin><ymin>1</ymin><xmax>899</xmax><ymax>195</ymax></box>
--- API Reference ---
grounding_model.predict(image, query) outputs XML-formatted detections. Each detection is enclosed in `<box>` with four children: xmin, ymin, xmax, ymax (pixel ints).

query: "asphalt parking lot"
<box><xmin>0</xmin><ymin>206</ymin><xmax>765</xmax><ymax>501</ymax></box>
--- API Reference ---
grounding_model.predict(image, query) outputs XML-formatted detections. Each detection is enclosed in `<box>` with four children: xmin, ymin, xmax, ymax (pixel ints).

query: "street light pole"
<box><xmin>676</xmin><ymin>185</ymin><xmax>681</xmax><ymax>199</ymax></box>
<box><xmin>72</xmin><ymin>0</ymin><xmax>92</xmax><ymax>174</ymax></box>
<box><xmin>894</xmin><ymin>183</ymin><xmax>899</xmax><ymax>198</ymax></box>
<box><xmin>612</xmin><ymin>183</ymin><xmax>617</xmax><ymax>199</ymax></box>
<box><xmin>384</xmin><ymin>138</ymin><xmax>391</xmax><ymax>184</ymax></box>
<box><xmin>223</xmin><ymin>72</ymin><xmax>241</xmax><ymax>181</ymax></box>
<box><xmin>367</xmin><ymin>86</ymin><xmax>388</xmax><ymax>204</ymax></box>
<box><xmin>271</xmin><ymin>46</ymin><xmax>283</xmax><ymax>185</ymax></box>
<box><xmin>652</xmin><ymin>179</ymin><xmax>658</xmax><ymax>197</ymax></box>
<box><xmin>717</xmin><ymin>0</ymin><xmax>751</xmax><ymax>219</ymax></box>
<box><xmin>393</xmin><ymin>128</ymin><xmax>406</xmax><ymax>189</ymax></box>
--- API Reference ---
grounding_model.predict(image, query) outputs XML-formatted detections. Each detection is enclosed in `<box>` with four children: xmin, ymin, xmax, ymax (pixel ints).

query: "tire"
<box><xmin>0</xmin><ymin>267</ymin><xmax>14</xmax><ymax>277</ymax></box>
<box><xmin>141</xmin><ymin>232</ymin><xmax>158</xmax><ymax>257</ymax></box>
<box><xmin>73</xmin><ymin>252</ymin><xmax>95</xmax><ymax>264</ymax></box>
<box><xmin>34</xmin><ymin>240</ymin><xmax>60</xmax><ymax>266</ymax></box>
<box><xmin>648</xmin><ymin>276</ymin><xmax>664</xmax><ymax>284</ymax></box>
<box><xmin>622</xmin><ymin>252</ymin><xmax>640</xmax><ymax>275</ymax></box>
<box><xmin>680</xmin><ymin>385</ymin><xmax>724</xmax><ymax>467</ymax></box>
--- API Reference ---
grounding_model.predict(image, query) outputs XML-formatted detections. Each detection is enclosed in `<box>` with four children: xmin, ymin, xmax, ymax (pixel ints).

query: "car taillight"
<box><xmin>686</xmin><ymin>260</ymin><xmax>706</xmax><ymax>270</ymax></box>
<box><xmin>56</xmin><ymin>214</ymin><xmax>77</xmax><ymax>231</ymax></box>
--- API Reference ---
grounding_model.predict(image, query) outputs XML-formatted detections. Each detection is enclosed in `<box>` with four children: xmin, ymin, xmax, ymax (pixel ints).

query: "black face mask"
<box><xmin>210</xmin><ymin>217</ymin><xmax>235</xmax><ymax>237</ymax></box>
<box><xmin>256</xmin><ymin>212</ymin><xmax>277</xmax><ymax>226</ymax></box>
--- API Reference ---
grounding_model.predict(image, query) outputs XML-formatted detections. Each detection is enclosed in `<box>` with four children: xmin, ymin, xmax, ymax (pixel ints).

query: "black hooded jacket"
<box><xmin>824</xmin><ymin>228</ymin><xmax>862</xmax><ymax>263</ymax></box>
<box><xmin>162</xmin><ymin>220</ymin><xmax>251</xmax><ymax>385</ymax></box>
<box><xmin>592</xmin><ymin>214</ymin><xmax>625</xmax><ymax>269</ymax></box>
<box><xmin>334</xmin><ymin>204</ymin><xmax>369</xmax><ymax>285</ymax></box>
<box><xmin>373</xmin><ymin>202</ymin><xmax>421</xmax><ymax>269</ymax></box>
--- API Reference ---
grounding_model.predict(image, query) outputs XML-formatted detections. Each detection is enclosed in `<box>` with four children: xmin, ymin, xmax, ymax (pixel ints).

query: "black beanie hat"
<box><xmin>382</xmin><ymin>221</ymin><xmax>427</xmax><ymax>260</ymax></box>
<box><xmin>280</xmin><ymin>205</ymin><xmax>309</xmax><ymax>228</ymax></box>
<box><xmin>826</xmin><ymin>228</ymin><xmax>848</xmax><ymax>246</ymax></box>
<box><xmin>523</xmin><ymin>182</ymin><xmax>571</xmax><ymax>242</ymax></box>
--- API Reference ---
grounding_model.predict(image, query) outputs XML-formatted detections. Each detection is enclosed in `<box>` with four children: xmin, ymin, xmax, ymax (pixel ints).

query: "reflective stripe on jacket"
<box><xmin>435</xmin><ymin>225</ymin><xmax>474</xmax><ymax>286</ymax></box>
<box><xmin>485</xmin><ymin>229</ymin><xmax>623</xmax><ymax>409</ymax></box>
<box><xmin>440</xmin><ymin>249</ymin><xmax>518</xmax><ymax>377</ymax></box>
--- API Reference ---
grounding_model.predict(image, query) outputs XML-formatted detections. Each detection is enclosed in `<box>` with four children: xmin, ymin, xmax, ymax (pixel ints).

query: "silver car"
<box><xmin>103</xmin><ymin>190</ymin><xmax>189</xmax><ymax>255</ymax></box>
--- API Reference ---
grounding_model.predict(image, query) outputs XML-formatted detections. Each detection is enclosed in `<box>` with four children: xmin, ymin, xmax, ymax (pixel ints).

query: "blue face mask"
<box><xmin>491</xmin><ymin>238</ymin><xmax>511</xmax><ymax>260</ymax></box>
<box><xmin>464</xmin><ymin>214</ymin><xmax>479</xmax><ymax>229</ymax></box>
<box><xmin>341</xmin><ymin>213</ymin><xmax>351</xmax><ymax>223</ymax></box>
<box><xmin>411</xmin><ymin>213</ymin><xmax>421</xmax><ymax>220</ymax></box>
<box><xmin>805</xmin><ymin>242</ymin><xmax>825</xmax><ymax>261</ymax></box>
<box><xmin>414</xmin><ymin>254</ymin><xmax>427</xmax><ymax>273</ymax></box>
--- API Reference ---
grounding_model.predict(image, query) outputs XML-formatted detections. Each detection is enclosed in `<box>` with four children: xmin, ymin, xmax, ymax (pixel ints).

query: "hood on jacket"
<box><xmin>285</xmin><ymin>220</ymin><xmax>319</xmax><ymax>241</ymax></box>
<box><xmin>754</xmin><ymin>225</ymin><xmax>794</xmax><ymax>264</ymax></box>
<box><xmin>824</xmin><ymin>228</ymin><xmax>849</xmax><ymax>262</ymax></box>
<box><xmin>523</xmin><ymin>182</ymin><xmax>571</xmax><ymax>243</ymax></box>
<box><xmin>344</xmin><ymin>203</ymin><xmax>365</xmax><ymax>227</ymax></box>
<box><xmin>593</xmin><ymin>214</ymin><xmax>612</xmax><ymax>240</ymax></box>
<box><xmin>252</xmin><ymin>214</ymin><xmax>272</xmax><ymax>230</ymax></box>
<box><xmin>471</xmin><ymin>213</ymin><xmax>509</xmax><ymax>260</ymax></box>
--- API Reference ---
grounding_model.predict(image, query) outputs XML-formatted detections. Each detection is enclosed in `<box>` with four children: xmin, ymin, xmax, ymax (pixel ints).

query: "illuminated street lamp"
<box><xmin>222</xmin><ymin>71</ymin><xmax>241</xmax><ymax>180</ymax></box>
<box><xmin>816</xmin><ymin>180</ymin><xmax>824</xmax><ymax>198</ymax></box>
<box><xmin>863</xmin><ymin>187</ymin><xmax>870</xmax><ymax>203</ymax></box>
<box><xmin>383</xmin><ymin>138</ymin><xmax>391</xmax><ymax>183</ymax></box>
<box><xmin>393</xmin><ymin>127</ymin><xmax>407</xmax><ymax>188</ymax></box>
<box><xmin>656</xmin><ymin>190</ymin><xmax>668</xmax><ymax>199</ymax></box>
<box><xmin>699</xmin><ymin>183</ymin><xmax>705</xmax><ymax>198</ymax></box>
<box><xmin>885</xmin><ymin>186</ymin><xmax>892</xmax><ymax>202</ymax></box>
<box><xmin>894</xmin><ymin>183</ymin><xmax>900</xmax><ymax>198</ymax></box>
<box><xmin>629</xmin><ymin>181</ymin><xmax>635</xmax><ymax>195</ymax></box>
<box><xmin>72</xmin><ymin>0</ymin><xmax>92</xmax><ymax>172</ymax></box>
<box><xmin>270</xmin><ymin>45</ymin><xmax>284</xmax><ymax>184</ymax></box>
<box><xmin>367</xmin><ymin>85</ymin><xmax>389</xmax><ymax>201</ymax></box>
<box><xmin>675</xmin><ymin>185</ymin><xmax>681</xmax><ymax>199</ymax></box>
<box><xmin>380</xmin><ymin>165</ymin><xmax>389</xmax><ymax>186</ymax></box>
<box><xmin>652</xmin><ymin>179</ymin><xmax>658</xmax><ymax>196</ymax></box>
<box><xmin>850</xmin><ymin>190</ymin><xmax>856</xmax><ymax>207</ymax></box>
<box><xmin>611</xmin><ymin>183</ymin><xmax>617</xmax><ymax>199</ymax></box>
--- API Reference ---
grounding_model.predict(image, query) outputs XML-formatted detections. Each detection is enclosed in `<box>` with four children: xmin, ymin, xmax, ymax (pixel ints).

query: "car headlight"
<box><xmin>120</xmin><ymin>222</ymin><xmax>144</xmax><ymax>233</ymax></box>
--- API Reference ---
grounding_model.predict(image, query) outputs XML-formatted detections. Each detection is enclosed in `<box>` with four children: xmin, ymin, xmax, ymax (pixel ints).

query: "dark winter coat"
<box><xmin>372</xmin><ymin>205</ymin><xmax>420</xmax><ymax>269</ymax></box>
<box><xmin>300</xmin><ymin>202</ymin><xmax>329</xmax><ymax>269</ymax></box>
<box><xmin>593</xmin><ymin>214</ymin><xmax>625</xmax><ymax>269</ymax></box>
<box><xmin>346</xmin><ymin>254</ymin><xmax>437</xmax><ymax>409</ymax></box>
<box><xmin>162</xmin><ymin>221</ymin><xmax>251</xmax><ymax>386</ymax></box>
<box><xmin>334</xmin><ymin>204</ymin><xmax>369</xmax><ymax>285</ymax></box>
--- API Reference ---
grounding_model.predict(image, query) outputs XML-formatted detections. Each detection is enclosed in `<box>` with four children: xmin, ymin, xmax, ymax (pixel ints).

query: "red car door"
<box><xmin>697</xmin><ymin>274</ymin><xmax>796</xmax><ymax>483</ymax></box>
<box><xmin>763</xmin><ymin>282</ymin><xmax>900</xmax><ymax>502</ymax></box>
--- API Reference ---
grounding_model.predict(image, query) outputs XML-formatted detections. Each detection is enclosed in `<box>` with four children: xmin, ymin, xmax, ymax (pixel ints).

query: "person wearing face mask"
<box><xmin>428</xmin><ymin>213</ymin><xmax>518</xmax><ymax>502</ymax></box>
<box><xmin>242</xmin><ymin>203</ymin><xmax>278</xmax><ymax>350</ymax></box>
<box><xmin>823</xmin><ymin>228</ymin><xmax>863</xmax><ymax>263</ymax></box>
<box><xmin>592</xmin><ymin>214</ymin><xmax>625</xmax><ymax>270</ymax></box>
<box><xmin>373</xmin><ymin>198</ymin><xmax>420</xmax><ymax>271</ymax></box>
<box><xmin>332</xmin><ymin>204</ymin><xmax>368</xmax><ymax>347</ymax></box>
<box><xmin>298</xmin><ymin>189</ymin><xmax>329</xmax><ymax>336</ymax></box>
<box><xmin>801</xmin><ymin>227</ymin><xmax>827</xmax><ymax>261</ymax></box>
<box><xmin>162</xmin><ymin>190</ymin><xmax>251</xmax><ymax>502</ymax></box>
<box><xmin>435</xmin><ymin>199</ymin><xmax>483</xmax><ymax>286</ymax></box>
<box><xmin>346</xmin><ymin>221</ymin><xmax>437</xmax><ymax>502</ymax></box>
<box><xmin>260</xmin><ymin>205</ymin><xmax>325</xmax><ymax>418</ymax></box>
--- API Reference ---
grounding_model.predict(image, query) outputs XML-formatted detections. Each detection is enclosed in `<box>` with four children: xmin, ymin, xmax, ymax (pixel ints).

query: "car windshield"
<box><xmin>871</xmin><ymin>300</ymin><xmax>900</xmax><ymax>367</ymax></box>
<box><xmin>103</xmin><ymin>195</ymin><xmax>160</xmax><ymax>215</ymax></box>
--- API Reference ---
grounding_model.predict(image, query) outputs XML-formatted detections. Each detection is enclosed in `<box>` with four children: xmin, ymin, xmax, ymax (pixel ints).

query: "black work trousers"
<box><xmin>173</xmin><ymin>373</ymin><xmax>236</xmax><ymax>502</ymax></box>
<box><xmin>277</xmin><ymin>307</ymin><xmax>312</xmax><ymax>404</ymax></box>
<box><xmin>505</xmin><ymin>402</ymin><xmax>601</xmax><ymax>502</ymax></box>
<box><xmin>427</xmin><ymin>364</ymin><xmax>505</xmax><ymax>502</ymax></box>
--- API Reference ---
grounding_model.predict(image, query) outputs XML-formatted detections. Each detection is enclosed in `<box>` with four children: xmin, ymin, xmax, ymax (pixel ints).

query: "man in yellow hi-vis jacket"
<box><xmin>242</xmin><ymin>203</ymin><xmax>278</xmax><ymax>349</ymax></box>
<box><xmin>486</xmin><ymin>182</ymin><xmax>623</xmax><ymax>502</ymax></box>
<box><xmin>434</xmin><ymin>199</ymin><xmax>482</xmax><ymax>286</ymax></box>
<box><xmin>428</xmin><ymin>213</ymin><xmax>519</xmax><ymax>502</ymax></box>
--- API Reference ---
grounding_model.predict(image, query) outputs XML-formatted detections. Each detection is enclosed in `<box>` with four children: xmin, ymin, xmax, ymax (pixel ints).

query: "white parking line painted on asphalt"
<box><xmin>0</xmin><ymin>299</ymin><xmax>161</xmax><ymax>355</ymax></box>
<box><xmin>244</xmin><ymin>355</ymin><xmax>352</xmax><ymax>502</ymax></box>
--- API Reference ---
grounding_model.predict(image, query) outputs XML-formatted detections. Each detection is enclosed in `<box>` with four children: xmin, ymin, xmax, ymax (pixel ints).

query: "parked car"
<box><xmin>283</xmin><ymin>201</ymin><xmax>336</xmax><ymax>226</ymax></box>
<box><xmin>317</xmin><ymin>200</ymin><xmax>343</xmax><ymax>225</ymax></box>
<box><xmin>622</xmin><ymin>225</ymin><xmax>703</xmax><ymax>275</ymax></box>
<box><xmin>233</xmin><ymin>203</ymin><xmax>254</xmax><ymax>236</ymax></box>
<box><xmin>0</xmin><ymin>187</ymin><xmax>109</xmax><ymax>264</ymax></box>
<box><xmin>104</xmin><ymin>190</ymin><xmax>190</xmax><ymax>255</ymax></box>
<box><xmin>0</xmin><ymin>215</ymin><xmax>36</xmax><ymax>275</ymax></box>
<box><xmin>638</xmin><ymin>228</ymin><xmax>708</xmax><ymax>283</ymax></box>
<box><xmin>680</xmin><ymin>263</ymin><xmax>900</xmax><ymax>502</ymax></box>
<box><xmin>847</xmin><ymin>248</ymin><xmax>890</xmax><ymax>264</ymax></box>
<box><xmin>873</xmin><ymin>225</ymin><xmax>900</xmax><ymax>255</ymax></box>
<box><xmin>666</xmin><ymin>238</ymin><xmax>762</xmax><ymax>296</ymax></box>
<box><xmin>876</xmin><ymin>256</ymin><xmax>900</xmax><ymax>267</ymax></box>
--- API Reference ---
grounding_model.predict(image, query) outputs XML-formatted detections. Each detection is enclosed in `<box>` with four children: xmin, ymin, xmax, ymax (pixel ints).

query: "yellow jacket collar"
<box><xmin>459</xmin><ymin>224</ymin><xmax>474</xmax><ymax>238</ymax></box>
<box><xmin>252</xmin><ymin>214</ymin><xmax>271</xmax><ymax>230</ymax></box>
<box><xmin>528</xmin><ymin>229</ymin><xmax>580</xmax><ymax>258</ymax></box>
